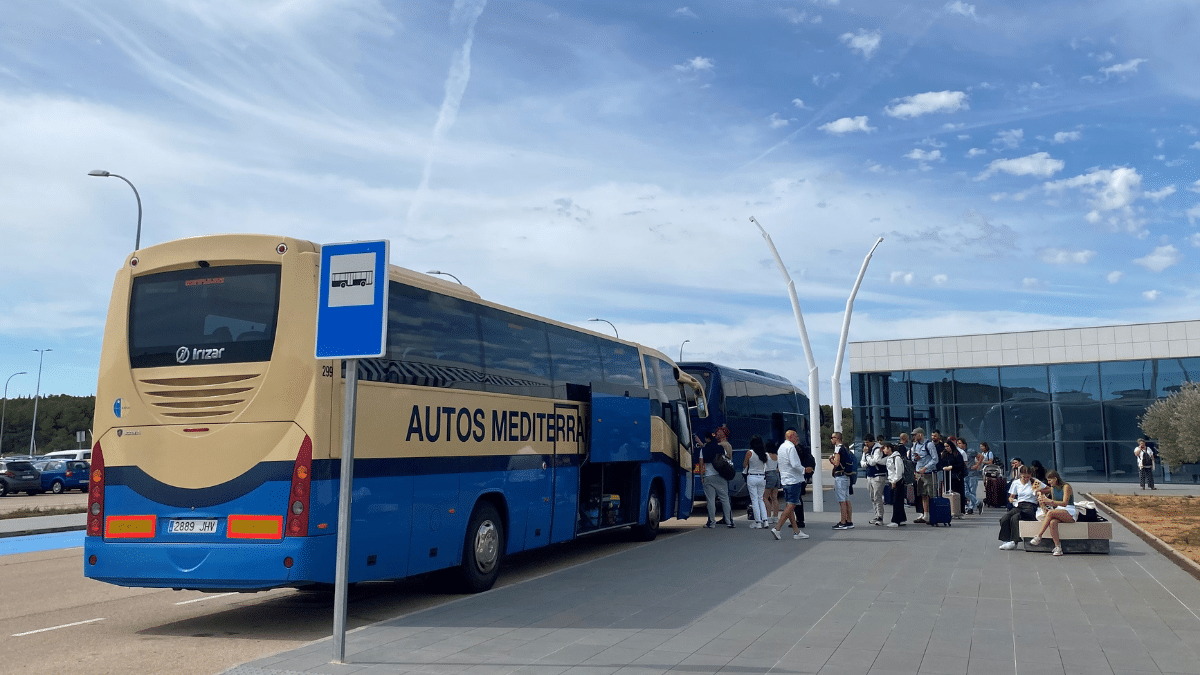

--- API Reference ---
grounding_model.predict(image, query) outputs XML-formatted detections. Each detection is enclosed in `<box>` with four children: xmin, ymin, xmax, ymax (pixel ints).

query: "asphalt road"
<box><xmin>0</xmin><ymin>517</ymin><xmax>701</xmax><ymax>675</ymax></box>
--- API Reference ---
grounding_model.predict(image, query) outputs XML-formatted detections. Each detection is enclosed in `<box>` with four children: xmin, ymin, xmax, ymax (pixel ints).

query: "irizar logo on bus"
<box><xmin>175</xmin><ymin>346</ymin><xmax>226</xmax><ymax>364</ymax></box>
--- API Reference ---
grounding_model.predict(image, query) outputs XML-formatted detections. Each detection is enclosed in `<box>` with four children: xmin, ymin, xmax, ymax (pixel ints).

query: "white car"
<box><xmin>39</xmin><ymin>450</ymin><xmax>91</xmax><ymax>462</ymax></box>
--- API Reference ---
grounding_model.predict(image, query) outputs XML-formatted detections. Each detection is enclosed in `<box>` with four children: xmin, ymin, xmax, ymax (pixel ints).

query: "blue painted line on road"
<box><xmin>0</xmin><ymin>530</ymin><xmax>84</xmax><ymax>556</ymax></box>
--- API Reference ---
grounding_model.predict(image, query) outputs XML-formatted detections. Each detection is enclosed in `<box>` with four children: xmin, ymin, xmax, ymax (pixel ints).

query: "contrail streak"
<box><xmin>408</xmin><ymin>0</ymin><xmax>487</xmax><ymax>225</ymax></box>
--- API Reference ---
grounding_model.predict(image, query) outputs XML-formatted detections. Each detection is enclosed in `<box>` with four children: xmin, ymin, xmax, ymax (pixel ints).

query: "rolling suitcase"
<box><xmin>927</xmin><ymin>497</ymin><xmax>953</xmax><ymax>526</ymax></box>
<box><xmin>942</xmin><ymin>469</ymin><xmax>962</xmax><ymax>519</ymax></box>
<box><xmin>983</xmin><ymin>466</ymin><xmax>1007</xmax><ymax>508</ymax></box>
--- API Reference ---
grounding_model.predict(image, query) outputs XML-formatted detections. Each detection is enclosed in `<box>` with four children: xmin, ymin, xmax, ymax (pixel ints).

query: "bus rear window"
<box><xmin>128</xmin><ymin>264</ymin><xmax>281</xmax><ymax>368</ymax></box>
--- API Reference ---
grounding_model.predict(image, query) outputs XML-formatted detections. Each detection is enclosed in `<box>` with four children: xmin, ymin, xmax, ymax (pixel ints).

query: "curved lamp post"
<box><xmin>831</xmin><ymin>237</ymin><xmax>883</xmax><ymax>433</ymax></box>
<box><xmin>88</xmin><ymin>170</ymin><xmax>143</xmax><ymax>250</ymax></box>
<box><xmin>679</xmin><ymin>339</ymin><xmax>690</xmax><ymax>361</ymax></box>
<box><xmin>426</xmin><ymin>270</ymin><xmax>463</xmax><ymax>285</ymax></box>
<box><xmin>29</xmin><ymin>349</ymin><xmax>50</xmax><ymax>454</ymax></box>
<box><xmin>587</xmin><ymin>318</ymin><xmax>618</xmax><ymax>339</ymax></box>
<box><xmin>1</xmin><ymin>371</ymin><xmax>26</xmax><ymax>454</ymax></box>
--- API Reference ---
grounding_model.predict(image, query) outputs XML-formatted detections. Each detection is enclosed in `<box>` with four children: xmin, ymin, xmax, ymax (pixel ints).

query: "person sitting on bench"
<box><xmin>998</xmin><ymin>466</ymin><xmax>1040</xmax><ymax>550</ymax></box>
<box><xmin>1029</xmin><ymin>470</ymin><xmax>1077</xmax><ymax>556</ymax></box>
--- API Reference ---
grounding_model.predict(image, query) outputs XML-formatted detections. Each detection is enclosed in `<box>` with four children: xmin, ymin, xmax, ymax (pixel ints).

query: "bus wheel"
<box><xmin>458</xmin><ymin>502</ymin><xmax>503</xmax><ymax>593</ymax></box>
<box><xmin>632</xmin><ymin>488</ymin><xmax>662</xmax><ymax>542</ymax></box>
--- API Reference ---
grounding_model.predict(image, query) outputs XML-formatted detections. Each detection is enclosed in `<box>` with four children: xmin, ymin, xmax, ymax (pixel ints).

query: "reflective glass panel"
<box><xmin>1002</xmin><ymin>402</ymin><xmax>1053</xmax><ymax>442</ymax></box>
<box><xmin>1049</xmin><ymin>363</ymin><xmax>1100</xmax><ymax>402</ymax></box>
<box><xmin>1000</xmin><ymin>366</ymin><xmax>1050</xmax><ymax>402</ymax></box>
<box><xmin>1056</xmin><ymin>441</ymin><xmax>1106</xmax><ymax>479</ymax></box>
<box><xmin>909</xmin><ymin>370</ymin><xmax>952</xmax><ymax>406</ymax></box>
<box><xmin>886</xmin><ymin>372</ymin><xmax>909</xmax><ymax>406</ymax></box>
<box><xmin>956</xmin><ymin>404</ymin><xmax>1001</xmax><ymax>445</ymax></box>
<box><xmin>1051</xmin><ymin>403</ymin><xmax>1103</xmax><ymax>441</ymax></box>
<box><xmin>1102</xmin><ymin>400</ymin><xmax>1151</xmax><ymax>441</ymax></box>
<box><xmin>1154</xmin><ymin>357</ymin><xmax>1200</xmax><ymax>398</ymax></box>
<box><xmin>600</xmin><ymin>342</ymin><xmax>644</xmax><ymax>386</ymax></box>
<box><xmin>1101</xmin><ymin>360</ymin><xmax>1153</xmax><ymax>400</ymax></box>
<box><xmin>952</xmin><ymin>367</ymin><xmax>1001</xmax><ymax>405</ymax></box>
<box><xmin>881</xmin><ymin>406</ymin><xmax>910</xmax><ymax>441</ymax></box>
<box><xmin>1004</xmin><ymin>442</ymin><xmax>1054</xmax><ymax>478</ymax></box>
<box><xmin>1106</xmin><ymin>442</ymin><xmax>1140</xmax><ymax>482</ymax></box>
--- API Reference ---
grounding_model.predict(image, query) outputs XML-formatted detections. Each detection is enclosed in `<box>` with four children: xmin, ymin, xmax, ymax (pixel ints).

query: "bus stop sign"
<box><xmin>316</xmin><ymin>240</ymin><xmax>389</xmax><ymax>359</ymax></box>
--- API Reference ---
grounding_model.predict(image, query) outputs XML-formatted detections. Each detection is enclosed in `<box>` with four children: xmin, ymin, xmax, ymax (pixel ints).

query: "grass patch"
<box><xmin>0</xmin><ymin>505</ymin><xmax>88</xmax><ymax>520</ymax></box>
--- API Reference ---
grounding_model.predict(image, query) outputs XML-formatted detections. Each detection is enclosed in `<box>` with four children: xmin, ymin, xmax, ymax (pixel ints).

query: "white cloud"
<box><xmin>673</xmin><ymin>7</ymin><xmax>698</xmax><ymax>19</ymax></box>
<box><xmin>1051</xmin><ymin>131</ymin><xmax>1081</xmax><ymax>144</ymax></box>
<box><xmin>977</xmin><ymin>152</ymin><xmax>1064</xmax><ymax>180</ymax></box>
<box><xmin>1107</xmin><ymin>271</ymin><xmax>1124</xmax><ymax>284</ymax></box>
<box><xmin>890</xmin><ymin>271</ymin><xmax>914</xmax><ymax>285</ymax></box>
<box><xmin>840</xmin><ymin>29</ymin><xmax>881</xmax><ymax>60</ymax></box>
<box><xmin>1188</xmin><ymin>204</ymin><xmax>1200</xmax><ymax>225</ymax></box>
<box><xmin>966</xmin><ymin>148</ymin><xmax>987</xmax><ymax>158</ymax></box>
<box><xmin>1143</xmin><ymin>290</ymin><xmax>1161</xmax><ymax>301</ymax></box>
<box><xmin>1191</xmin><ymin>142</ymin><xmax>1200</xmax><ymax>150</ymax></box>
<box><xmin>945</xmin><ymin>1</ymin><xmax>977</xmax><ymax>19</ymax></box>
<box><xmin>905</xmin><ymin>148</ymin><xmax>943</xmax><ymax>162</ymax></box>
<box><xmin>1190</xmin><ymin>233</ymin><xmax>1200</xmax><ymax>248</ymax></box>
<box><xmin>883</xmin><ymin>91</ymin><xmax>968</xmax><ymax>118</ymax></box>
<box><xmin>792</xmin><ymin>98</ymin><xmax>809</xmax><ymax>109</ymax></box>
<box><xmin>1040</xmin><ymin>248</ymin><xmax>1096</xmax><ymax>264</ymax></box>
<box><xmin>780</xmin><ymin>8</ymin><xmax>808</xmax><ymax>23</ymax></box>
<box><xmin>675</xmin><ymin>56</ymin><xmax>714</xmax><ymax>72</ymax></box>
<box><xmin>933</xmin><ymin>274</ymin><xmax>948</xmax><ymax>285</ymax></box>
<box><xmin>767</xmin><ymin>113</ymin><xmax>789</xmax><ymax>129</ymax></box>
<box><xmin>1133</xmin><ymin>245</ymin><xmax>1181</xmax><ymax>273</ymax></box>
<box><xmin>819</xmin><ymin>116</ymin><xmax>875</xmax><ymax>135</ymax></box>
<box><xmin>1043</xmin><ymin>167</ymin><xmax>1153</xmax><ymax>233</ymax></box>
<box><xmin>1144</xmin><ymin>185</ymin><xmax>1175</xmax><ymax>201</ymax></box>
<box><xmin>1022</xmin><ymin>278</ymin><xmax>1041</xmax><ymax>289</ymax></box>
<box><xmin>812</xmin><ymin>73</ymin><xmax>841</xmax><ymax>87</ymax></box>
<box><xmin>1189</xmin><ymin>179</ymin><xmax>1200</xmax><ymax>193</ymax></box>
<box><xmin>993</xmin><ymin>129</ymin><xmax>1023</xmax><ymax>149</ymax></box>
<box><xmin>1100</xmin><ymin>58</ymin><xmax>1148</xmax><ymax>79</ymax></box>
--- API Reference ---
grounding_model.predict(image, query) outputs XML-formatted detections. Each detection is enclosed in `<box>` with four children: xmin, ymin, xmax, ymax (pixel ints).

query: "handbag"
<box><xmin>712</xmin><ymin>453</ymin><xmax>736</xmax><ymax>481</ymax></box>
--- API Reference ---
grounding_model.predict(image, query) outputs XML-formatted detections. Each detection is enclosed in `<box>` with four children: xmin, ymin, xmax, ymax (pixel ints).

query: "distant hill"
<box><xmin>1</xmin><ymin>394</ymin><xmax>95</xmax><ymax>456</ymax></box>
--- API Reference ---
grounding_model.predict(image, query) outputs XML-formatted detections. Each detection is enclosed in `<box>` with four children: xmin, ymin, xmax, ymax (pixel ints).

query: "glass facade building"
<box><xmin>850</xmin><ymin>322</ymin><xmax>1200</xmax><ymax>483</ymax></box>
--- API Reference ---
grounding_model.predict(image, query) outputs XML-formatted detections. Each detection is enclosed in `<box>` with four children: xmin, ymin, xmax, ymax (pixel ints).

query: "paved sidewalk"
<box><xmin>222</xmin><ymin>483</ymin><xmax>1200</xmax><ymax>675</ymax></box>
<box><xmin>0</xmin><ymin>512</ymin><xmax>85</xmax><ymax>538</ymax></box>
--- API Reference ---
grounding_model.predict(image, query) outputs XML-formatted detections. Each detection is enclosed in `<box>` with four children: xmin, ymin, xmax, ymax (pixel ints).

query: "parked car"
<box><xmin>0</xmin><ymin>459</ymin><xmax>42</xmax><ymax>497</ymax></box>
<box><xmin>40</xmin><ymin>450</ymin><xmax>92</xmax><ymax>462</ymax></box>
<box><xmin>33</xmin><ymin>459</ymin><xmax>90</xmax><ymax>494</ymax></box>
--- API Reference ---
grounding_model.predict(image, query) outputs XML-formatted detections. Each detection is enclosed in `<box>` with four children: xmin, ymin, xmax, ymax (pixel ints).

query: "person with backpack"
<box><xmin>829</xmin><ymin>431</ymin><xmax>855</xmax><ymax>530</ymax></box>
<box><xmin>910</xmin><ymin>427</ymin><xmax>938</xmax><ymax>524</ymax></box>
<box><xmin>861</xmin><ymin>434</ymin><xmax>887</xmax><ymax>526</ymax></box>
<box><xmin>883</xmin><ymin>442</ymin><xmax>907</xmax><ymax>527</ymax></box>
<box><xmin>698</xmin><ymin>432</ymin><xmax>735</xmax><ymax>528</ymax></box>
<box><xmin>1135</xmin><ymin>438</ymin><xmax>1157</xmax><ymax>490</ymax></box>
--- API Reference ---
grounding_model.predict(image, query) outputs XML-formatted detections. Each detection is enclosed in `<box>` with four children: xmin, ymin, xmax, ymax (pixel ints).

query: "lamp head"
<box><xmin>88</xmin><ymin>170</ymin><xmax>111</xmax><ymax>177</ymax></box>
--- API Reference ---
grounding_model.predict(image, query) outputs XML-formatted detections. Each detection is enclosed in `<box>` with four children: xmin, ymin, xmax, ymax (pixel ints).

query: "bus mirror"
<box><xmin>691</xmin><ymin>393</ymin><xmax>708</xmax><ymax>419</ymax></box>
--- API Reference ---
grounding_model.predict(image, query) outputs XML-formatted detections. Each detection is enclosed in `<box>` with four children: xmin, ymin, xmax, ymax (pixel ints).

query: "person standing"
<box><xmin>884</xmin><ymin>442</ymin><xmax>907</xmax><ymax>527</ymax></box>
<box><xmin>764</xmin><ymin>439</ymin><xmax>781</xmax><ymax>519</ymax></box>
<box><xmin>910</xmin><ymin>427</ymin><xmax>938</xmax><ymax>524</ymax></box>
<box><xmin>1135</xmin><ymin>439</ymin><xmax>1157</xmax><ymax>490</ymax></box>
<box><xmin>698</xmin><ymin>432</ymin><xmax>734</xmax><ymax>528</ymax></box>
<box><xmin>861</xmin><ymin>434</ymin><xmax>887</xmax><ymax>526</ymax></box>
<box><xmin>963</xmin><ymin>438</ymin><xmax>982</xmax><ymax>515</ymax></box>
<box><xmin>770</xmin><ymin>428</ymin><xmax>811</xmax><ymax>540</ymax></box>
<box><xmin>830</xmin><ymin>432</ymin><xmax>855</xmax><ymax>529</ymax></box>
<box><xmin>744</xmin><ymin>435</ymin><xmax>770</xmax><ymax>529</ymax></box>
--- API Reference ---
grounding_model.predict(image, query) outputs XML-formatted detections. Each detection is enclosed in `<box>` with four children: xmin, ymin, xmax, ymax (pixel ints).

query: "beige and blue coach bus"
<box><xmin>84</xmin><ymin>234</ymin><xmax>706</xmax><ymax>593</ymax></box>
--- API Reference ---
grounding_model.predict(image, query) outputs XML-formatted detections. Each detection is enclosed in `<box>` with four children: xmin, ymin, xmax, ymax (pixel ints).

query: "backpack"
<box><xmin>902</xmin><ymin>454</ymin><xmax>916</xmax><ymax>484</ymax></box>
<box><xmin>711</xmin><ymin>452</ymin><xmax>736</xmax><ymax>481</ymax></box>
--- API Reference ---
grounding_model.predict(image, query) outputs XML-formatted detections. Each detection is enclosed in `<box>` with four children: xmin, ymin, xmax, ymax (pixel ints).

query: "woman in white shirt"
<box><xmin>884</xmin><ymin>442</ymin><xmax>907</xmax><ymax>528</ymax></box>
<box><xmin>744</xmin><ymin>435</ymin><xmax>770</xmax><ymax>529</ymax></box>
<box><xmin>763</xmin><ymin>440</ymin><xmax>781</xmax><ymax>519</ymax></box>
<box><xmin>998</xmin><ymin>466</ymin><xmax>1040</xmax><ymax>550</ymax></box>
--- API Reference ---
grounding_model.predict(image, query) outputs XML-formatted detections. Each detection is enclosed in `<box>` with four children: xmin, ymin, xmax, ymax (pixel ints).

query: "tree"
<box><xmin>1140</xmin><ymin>382</ymin><xmax>1200</xmax><ymax>469</ymax></box>
<box><xmin>819</xmin><ymin>405</ymin><xmax>855</xmax><ymax>455</ymax></box>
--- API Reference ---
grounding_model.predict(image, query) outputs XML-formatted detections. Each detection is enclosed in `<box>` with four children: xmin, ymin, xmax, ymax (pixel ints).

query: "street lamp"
<box><xmin>88</xmin><ymin>170</ymin><xmax>143</xmax><ymax>250</ymax></box>
<box><xmin>426</xmin><ymin>270</ymin><xmax>462</xmax><ymax>285</ymax></box>
<box><xmin>29</xmin><ymin>349</ymin><xmax>50</xmax><ymax>455</ymax></box>
<box><xmin>679</xmin><ymin>339</ymin><xmax>690</xmax><ymax>361</ymax></box>
<box><xmin>588</xmin><ymin>318</ymin><xmax>618</xmax><ymax>339</ymax></box>
<box><xmin>1</xmin><ymin>371</ymin><xmax>26</xmax><ymax>454</ymax></box>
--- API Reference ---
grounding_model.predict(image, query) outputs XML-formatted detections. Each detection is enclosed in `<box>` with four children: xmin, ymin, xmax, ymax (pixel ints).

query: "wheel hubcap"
<box><xmin>473</xmin><ymin>520</ymin><xmax>499</xmax><ymax>574</ymax></box>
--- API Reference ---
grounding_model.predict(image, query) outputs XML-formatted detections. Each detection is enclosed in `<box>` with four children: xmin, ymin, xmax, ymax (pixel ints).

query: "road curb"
<box><xmin>1087</xmin><ymin>492</ymin><xmax>1200</xmax><ymax>583</ymax></box>
<box><xmin>0</xmin><ymin>525</ymin><xmax>86</xmax><ymax>539</ymax></box>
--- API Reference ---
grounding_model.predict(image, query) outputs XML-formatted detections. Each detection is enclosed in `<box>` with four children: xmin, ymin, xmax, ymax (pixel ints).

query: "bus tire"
<box><xmin>457</xmin><ymin>501</ymin><xmax>503</xmax><ymax>593</ymax></box>
<box><xmin>632</xmin><ymin>487</ymin><xmax>662</xmax><ymax>542</ymax></box>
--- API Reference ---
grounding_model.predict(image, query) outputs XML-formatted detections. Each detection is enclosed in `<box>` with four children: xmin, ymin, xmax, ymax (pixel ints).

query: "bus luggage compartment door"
<box><xmin>589</xmin><ymin>393</ymin><xmax>651</xmax><ymax>463</ymax></box>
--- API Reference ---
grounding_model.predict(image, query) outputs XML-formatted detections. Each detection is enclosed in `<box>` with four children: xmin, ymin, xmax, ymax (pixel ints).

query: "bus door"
<box><xmin>549</xmin><ymin>403</ymin><xmax>581</xmax><ymax>544</ymax></box>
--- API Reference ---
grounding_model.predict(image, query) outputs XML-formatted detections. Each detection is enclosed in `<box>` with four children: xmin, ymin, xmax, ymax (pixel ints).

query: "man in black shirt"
<box><xmin>698</xmin><ymin>432</ymin><xmax>734</xmax><ymax>528</ymax></box>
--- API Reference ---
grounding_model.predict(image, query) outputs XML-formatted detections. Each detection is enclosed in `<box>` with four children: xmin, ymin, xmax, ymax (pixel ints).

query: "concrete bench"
<box><xmin>1019</xmin><ymin>520</ymin><xmax>1111</xmax><ymax>553</ymax></box>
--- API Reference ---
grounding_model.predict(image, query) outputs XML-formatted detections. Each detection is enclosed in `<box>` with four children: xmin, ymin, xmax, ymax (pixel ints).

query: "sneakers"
<box><xmin>760</xmin><ymin>521</ymin><xmax>770</xmax><ymax>529</ymax></box>
<box><xmin>914</xmin><ymin>517</ymin><xmax>927</xmax><ymax>524</ymax></box>
<box><xmin>705</xmin><ymin>521</ymin><xmax>715</xmax><ymax>529</ymax></box>
<box><xmin>1029</xmin><ymin>536</ymin><xmax>1042</xmax><ymax>546</ymax></box>
<box><xmin>833</xmin><ymin>522</ymin><xmax>855</xmax><ymax>530</ymax></box>
<box><xmin>869</xmin><ymin>517</ymin><xmax>882</xmax><ymax>525</ymax></box>
<box><xmin>844</xmin><ymin>522</ymin><xmax>855</xmax><ymax>529</ymax></box>
<box><xmin>793</xmin><ymin>531</ymin><xmax>810</xmax><ymax>539</ymax></box>
<box><xmin>887</xmin><ymin>522</ymin><xmax>899</xmax><ymax>528</ymax></box>
<box><xmin>1052</xmin><ymin>546</ymin><xmax>1064</xmax><ymax>556</ymax></box>
<box><xmin>727</xmin><ymin>523</ymin><xmax>735</xmax><ymax>528</ymax></box>
<box><xmin>770</xmin><ymin>527</ymin><xmax>782</xmax><ymax>540</ymax></box>
<box><xmin>999</xmin><ymin>541</ymin><xmax>1017</xmax><ymax>550</ymax></box>
<box><xmin>749</xmin><ymin>522</ymin><xmax>760</xmax><ymax>529</ymax></box>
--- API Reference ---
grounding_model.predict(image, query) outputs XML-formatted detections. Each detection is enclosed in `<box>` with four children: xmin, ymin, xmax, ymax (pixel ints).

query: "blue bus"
<box><xmin>84</xmin><ymin>234</ymin><xmax>706</xmax><ymax>593</ymax></box>
<box><xmin>677</xmin><ymin>362</ymin><xmax>809</xmax><ymax>501</ymax></box>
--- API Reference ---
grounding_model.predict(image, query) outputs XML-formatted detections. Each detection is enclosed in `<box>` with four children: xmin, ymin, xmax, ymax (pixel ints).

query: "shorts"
<box><xmin>913</xmin><ymin>473</ymin><xmax>936</xmax><ymax>498</ymax></box>
<box><xmin>765</xmin><ymin>470</ymin><xmax>781</xmax><ymax>489</ymax></box>
<box><xmin>833</xmin><ymin>475</ymin><xmax>850</xmax><ymax>502</ymax></box>
<box><xmin>782</xmin><ymin>483</ymin><xmax>803</xmax><ymax>505</ymax></box>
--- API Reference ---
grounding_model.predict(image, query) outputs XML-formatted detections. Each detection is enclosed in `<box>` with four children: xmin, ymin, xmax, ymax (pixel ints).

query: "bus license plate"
<box><xmin>169</xmin><ymin>519</ymin><xmax>218</xmax><ymax>534</ymax></box>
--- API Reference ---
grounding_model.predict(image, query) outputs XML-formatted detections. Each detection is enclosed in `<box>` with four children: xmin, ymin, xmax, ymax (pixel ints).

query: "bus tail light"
<box><xmin>286</xmin><ymin>435</ymin><xmax>313</xmax><ymax>537</ymax></box>
<box><xmin>87</xmin><ymin>441</ymin><xmax>105</xmax><ymax>537</ymax></box>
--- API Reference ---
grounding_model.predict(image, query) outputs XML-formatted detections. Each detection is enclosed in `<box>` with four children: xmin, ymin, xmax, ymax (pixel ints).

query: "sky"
<box><xmin>2</xmin><ymin>0</ymin><xmax>1199</xmax><ymax>409</ymax></box>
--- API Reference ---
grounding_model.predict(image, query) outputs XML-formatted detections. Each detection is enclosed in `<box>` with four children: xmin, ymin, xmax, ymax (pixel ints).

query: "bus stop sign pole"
<box><xmin>315</xmin><ymin>240</ymin><xmax>389</xmax><ymax>664</ymax></box>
